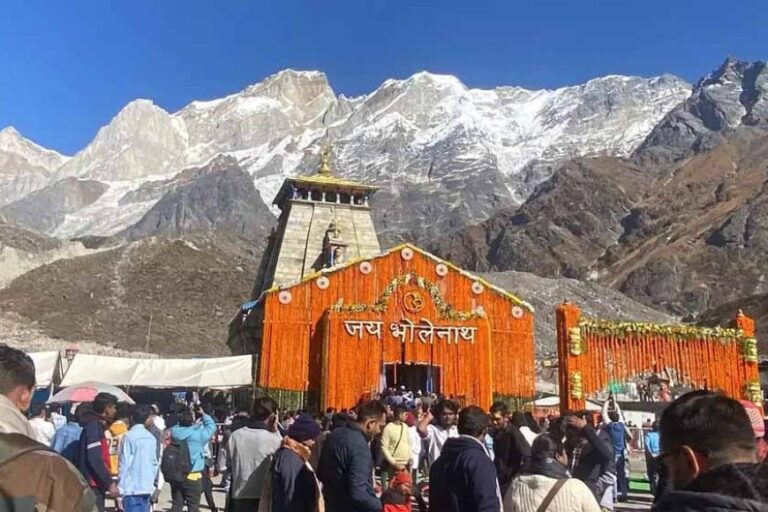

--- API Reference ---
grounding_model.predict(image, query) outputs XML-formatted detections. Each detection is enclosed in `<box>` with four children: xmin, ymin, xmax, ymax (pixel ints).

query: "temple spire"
<box><xmin>318</xmin><ymin>146</ymin><xmax>332</xmax><ymax>176</ymax></box>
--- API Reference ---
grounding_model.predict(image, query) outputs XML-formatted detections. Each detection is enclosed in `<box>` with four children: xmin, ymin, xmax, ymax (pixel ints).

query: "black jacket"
<box><xmin>429</xmin><ymin>435</ymin><xmax>501</xmax><ymax>512</ymax></box>
<box><xmin>316</xmin><ymin>423</ymin><xmax>381</xmax><ymax>512</ymax></box>
<box><xmin>493</xmin><ymin>424</ymin><xmax>531</xmax><ymax>497</ymax></box>
<box><xmin>653</xmin><ymin>462</ymin><xmax>768</xmax><ymax>512</ymax></box>
<box><xmin>271</xmin><ymin>447</ymin><xmax>318</xmax><ymax>512</ymax></box>
<box><xmin>570</xmin><ymin>427</ymin><xmax>614</xmax><ymax>494</ymax></box>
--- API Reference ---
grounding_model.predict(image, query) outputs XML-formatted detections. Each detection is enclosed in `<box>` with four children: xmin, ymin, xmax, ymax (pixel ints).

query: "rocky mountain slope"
<box><xmin>0</xmin><ymin>235</ymin><xmax>262</xmax><ymax>356</ymax></box>
<box><xmin>0</xmin><ymin>220</ymin><xmax>93</xmax><ymax>288</ymax></box>
<box><xmin>434</xmin><ymin>157</ymin><xmax>649</xmax><ymax>276</ymax></box>
<box><xmin>698</xmin><ymin>294</ymin><xmax>768</xmax><ymax>353</ymax></box>
<box><xmin>1</xmin><ymin>69</ymin><xmax>690</xmax><ymax>246</ymax></box>
<box><xmin>1</xmin><ymin>178</ymin><xmax>108</xmax><ymax>233</ymax></box>
<box><xmin>605</xmin><ymin>127</ymin><xmax>768</xmax><ymax>315</ymax></box>
<box><xmin>120</xmin><ymin>155</ymin><xmax>274</xmax><ymax>243</ymax></box>
<box><xmin>0</xmin><ymin>220</ymin><xmax>62</xmax><ymax>253</ymax></box>
<box><xmin>0</xmin><ymin>157</ymin><xmax>277</xmax><ymax>356</ymax></box>
<box><xmin>482</xmin><ymin>271</ymin><xmax>674</xmax><ymax>353</ymax></box>
<box><xmin>0</xmin><ymin>232</ymin><xmax>673</xmax><ymax>355</ymax></box>
<box><xmin>56</xmin><ymin>99</ymin><xmax>188</xmax><ymax>183</ymax></box>
<box><xmin>0</xmin><ymin>311</ymin><xmax>160</xmax><ymax>357</ymax></box>
<box><xmin>328</xmin><ymin>72</ymin><xmax>689</xmax><ymax>242</ymax></box>
<box><xmin>436</xmin><ymin>58</ymin><xmax>768</xmax><ymax>323</ymax></box>
<box><xmin>636</xmin><ymin>58</ymin><xmax>768</xmax><ymax>164</ymax></box>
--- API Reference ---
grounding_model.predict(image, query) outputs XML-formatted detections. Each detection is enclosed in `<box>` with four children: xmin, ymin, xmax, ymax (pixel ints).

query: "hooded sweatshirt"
<box><xmin>170</xmin><ymin>413</ymin><xmax>217</xmax><ymax>474</ymax></box>
<box><xmin>653</xmin><ymin>462</ymin><xmax>768</xmax><ymax>512</ymax></box>
<box><xmin>429</xmin><ymin>435</ymin><xmax>502</xmax><ymax>512</ymax></box>
<box><xmin>107</xmin><ymin>420</ymin><xmax>129</xmax><ymax>475</ymax></box>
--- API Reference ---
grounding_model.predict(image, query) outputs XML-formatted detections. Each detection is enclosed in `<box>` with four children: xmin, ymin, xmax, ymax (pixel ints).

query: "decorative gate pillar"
<box><xmin>556</xmin><ymin>302</ymin><xmax>584</xmax><ymax>412</ymax></box>
<box><xmin>557</xmin><ymin>304</ymin><xmax>763</xmax><ymax>414</ymax></box>
<box><xmin>736</xmin><ymin>311</ymin><xmax>763</xmax><ymax>408</ymax></box>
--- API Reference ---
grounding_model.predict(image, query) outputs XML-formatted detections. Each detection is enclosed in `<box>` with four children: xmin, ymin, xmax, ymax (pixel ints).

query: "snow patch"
<box><xmin>182</xmin><ymin>240</ymin><xmax>201</xmax><ymax>251</ymax></box>
<box><xmin>3</xmin><ymin>68</ymin><xmax>693</xmax><ymax>238</ymax></box>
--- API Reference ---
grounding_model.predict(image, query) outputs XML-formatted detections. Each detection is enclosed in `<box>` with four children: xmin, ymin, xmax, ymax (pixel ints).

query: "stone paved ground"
<box><xmin>617</xmin><ymin>492</ymin><xmax>654</xmax><ymax>511</ymax></box>
<box><xmin>103</xmin><ymin>477</ymin><xmax>227</xmax><ymax>512</ymax></box>
<box><xmin>115</xmin><ymin>474</ymin><xmax>654</xmax><ymax>511</ymax></box>
<box><xmin>155</xmin><ymin>478</ymin><xmax>227</xmax><ymax>512</ymax></box>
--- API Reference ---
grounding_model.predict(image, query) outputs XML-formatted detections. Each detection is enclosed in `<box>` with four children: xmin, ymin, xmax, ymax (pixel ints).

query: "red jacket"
<box><xmin>383</xmin><ymin>505</ymin><xmax>411</xmax><ymax>512</ymax></box>
<box><xmin>381</xmin><ymin>488</ymin><xmax>412</xmax><ymax>512</ymax></box>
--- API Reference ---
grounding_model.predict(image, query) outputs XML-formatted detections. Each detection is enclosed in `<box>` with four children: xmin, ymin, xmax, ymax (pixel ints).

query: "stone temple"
<box><xmin>228</xmin><ymin>148</ymin><xmax>383</xmax><ymax>354</ymax></box>
<box><xmin>256</xmin><ymin>147</ymin><xmax>381</xmax><ymax>290</ymax></box>
<box><xmin>228</xmin><ymin>147</ymin><xmax>535</xmax><ymax>411</ymax></box>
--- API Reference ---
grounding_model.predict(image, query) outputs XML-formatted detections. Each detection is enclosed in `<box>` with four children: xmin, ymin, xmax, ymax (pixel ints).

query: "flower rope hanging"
<box><xmin>330</xmin><ymin>271</ymin><xmax>484</xmax><ymax>320</ymax></box>
<box><xmin>568</xmin><ymin>315</ymin><xmax>757</xmax><ymax>401</ymax></box>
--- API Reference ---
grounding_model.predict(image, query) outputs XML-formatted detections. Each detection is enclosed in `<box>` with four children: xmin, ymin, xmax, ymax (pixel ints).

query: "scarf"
<box><xmin>266</xmin><ymin>436</ymin><xmax>325</xmax><ymax>512</ymax></box>
<box><xmin>282</xmin><ymin>436</ymin><xmax>312</xmax><ymax>463</ymax></box>
<box><xmin>522</xmin><ymin>455</ymin><xmax>571</xmax><ymax>480</ymax></box>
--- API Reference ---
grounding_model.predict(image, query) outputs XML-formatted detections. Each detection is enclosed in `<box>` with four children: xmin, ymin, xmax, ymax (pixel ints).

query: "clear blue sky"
<box><xmin>1</xmin><ymin>0</ymin><xmax>764</xmax><ymax>155</ymax></box>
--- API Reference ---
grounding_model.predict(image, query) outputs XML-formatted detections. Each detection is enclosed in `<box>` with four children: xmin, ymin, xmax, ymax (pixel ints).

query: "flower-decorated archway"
<box><xmin>557</xmin><ymin>302</ymin><xmax>762</xmax><ymax>412</ymax></box>
<box><xmin>322</xmin><ymin>272</ymin><xmax>493</xmax><ymax>409</ymax></box>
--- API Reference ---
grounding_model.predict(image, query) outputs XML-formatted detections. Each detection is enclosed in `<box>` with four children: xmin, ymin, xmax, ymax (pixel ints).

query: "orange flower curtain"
<box><xmin>557</xmin><ymin>303</ymin><xmax>761</xmax><ymax>411</ymax></box>
<box><xmin>323</xmin><ymin>298</ymin><xmax>492</xmax><ymax>409</ymax></box>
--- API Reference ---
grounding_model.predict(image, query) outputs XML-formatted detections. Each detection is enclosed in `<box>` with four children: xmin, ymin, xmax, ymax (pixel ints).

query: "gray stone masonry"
<box><xmin>266</xmin><ymin>198</ymin><xmax>381</xmax><ymax>287</ymax></box>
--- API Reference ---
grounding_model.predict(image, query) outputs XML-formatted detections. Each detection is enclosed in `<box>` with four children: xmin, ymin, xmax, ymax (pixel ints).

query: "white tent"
<box><xmin>524</xmin><ymin>395</ymin><xmax>602</xmax><ymax>411</ymax></box>
<box><xmin>60</xmin><ymin>354</ymin><xmax>253</xmax><ymax>389</ymax></box>
<box><xmin>29</xmin><ymin>351</ymin><xmax>60</xmax><ymax>388</ymax></box>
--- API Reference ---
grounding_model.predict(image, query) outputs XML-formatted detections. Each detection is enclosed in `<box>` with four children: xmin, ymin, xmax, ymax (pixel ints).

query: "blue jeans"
<box><xmin>616</xmin><ymin>453</ymin><xmax>629</xmax><ymax>500</ymax></box>
<box><xmin>123</xmin><ymin>495</ymin><xmax>151</xmax><ymax>512</ymax></box>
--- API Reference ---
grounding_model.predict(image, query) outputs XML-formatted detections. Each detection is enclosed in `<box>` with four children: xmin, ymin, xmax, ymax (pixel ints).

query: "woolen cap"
<box><xmin>740</xmin><ymin>400</ymin><xmax>766</xmax><ymax>438</ymax></box>
<box><xmin>288</xmin><ymin>413</ymin><xmax>321</xmax><ymax>442</ymax></box>
<box><xmin>389</xmin><ymin>468</ymin><xmax>412</xmax><ymax>488</ymax></box>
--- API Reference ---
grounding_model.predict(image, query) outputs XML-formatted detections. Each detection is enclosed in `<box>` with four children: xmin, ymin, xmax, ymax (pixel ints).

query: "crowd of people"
<box><xmin>1</xmin><ymin>343</ymin><xmax>768</xmax><ymax>512</ymax></box>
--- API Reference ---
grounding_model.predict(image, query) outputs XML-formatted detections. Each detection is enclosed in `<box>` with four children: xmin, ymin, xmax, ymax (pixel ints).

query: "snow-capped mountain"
<box><xmin>0</xmin><ymin>127</ymin><xmax>69</xmax><ymax>205</ymax></box>
<box><xmin>330</xmin><ymin>72</ymin><xmax>689</xmax><ymax>197</ymax></box>
<box><xmin>0</xmin><ymin>69</ymin><xmax>691</xmax><ymax>242</ymax></box>
<box><xmin>325</xmin><ymin>71</ymin><xmax>690</xmax><ymax>240</ymax></box>
<box><xmin>56</xmin><ymin>99</ymin><xmax>188</xmax><ymax>182</ymax></box>
<box><xmin>179</xmin><ymin>70</ymin><xmax>334</xmax><ymax>160</ymax></box>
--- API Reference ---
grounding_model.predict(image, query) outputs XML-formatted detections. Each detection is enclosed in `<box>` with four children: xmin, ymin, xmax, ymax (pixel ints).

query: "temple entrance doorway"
<box><xmin>385</xmin><ymin>363</ymin><xmax>440</xmax><ymax>395</ymax></box>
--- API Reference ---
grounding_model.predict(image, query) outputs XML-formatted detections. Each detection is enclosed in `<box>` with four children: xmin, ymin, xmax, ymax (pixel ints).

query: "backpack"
<box><xmin>161</xmin><ymin>439</ymin><xmax>193</xmax><ymax>482</ymax></box>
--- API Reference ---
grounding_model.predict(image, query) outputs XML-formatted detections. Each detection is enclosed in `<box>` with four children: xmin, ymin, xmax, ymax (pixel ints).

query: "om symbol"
<box><xmin>403</xmin><ymin>292</ymin><xmax>425</xmax><ymax>314</ymax></box>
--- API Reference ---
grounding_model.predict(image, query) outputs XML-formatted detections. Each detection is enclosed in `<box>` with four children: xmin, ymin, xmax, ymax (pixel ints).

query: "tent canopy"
<box><xmin>525</xmin><ymin>395</ymin><xmax>602</xmax><ymax>411</ymax></box>
<box><xmin>60</xmin><ymin>354</ymin><xmax>253</xmax><ymax>389</ymax></box>
<box><xmin>29</xmin><ymin>352</ymin><xmax>60</xmax><ymax>388</ymax></box>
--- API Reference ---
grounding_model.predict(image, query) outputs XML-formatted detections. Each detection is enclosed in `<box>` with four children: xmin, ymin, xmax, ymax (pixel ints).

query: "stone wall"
<box><xmin>268</xmin><ymin>199</ymin><xmax>381</xmax><ymax>287</ymax></box>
